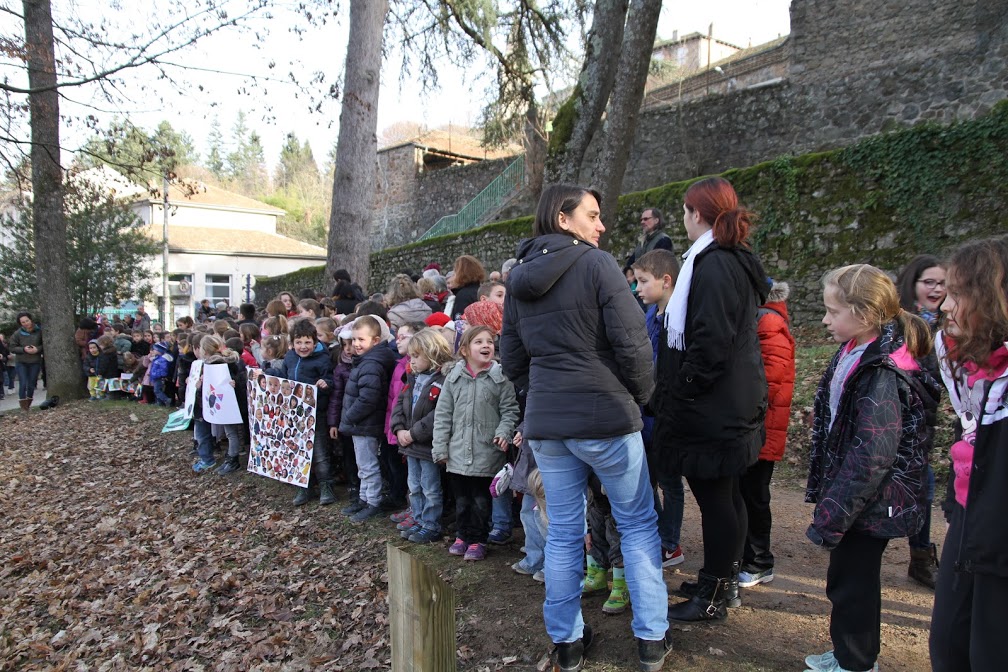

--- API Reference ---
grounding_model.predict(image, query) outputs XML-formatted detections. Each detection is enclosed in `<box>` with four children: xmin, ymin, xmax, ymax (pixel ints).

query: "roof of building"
<box><xmin>146</xmin><ymin>225</ymin><xmax>327</xmax><ymax>259</ymax></box>
<box><xmin>137</xmin><ymin>180</ymin><xmax>285</xmax><ymax>215</ymax></box>
<box><xmin>379</xmin><ymin>129</ymin><xmax>520</xmax><ymax>161</ymax></box>
<box><xmin>654</xmin><ymin>31</ymin><xmax>742</xmax><ymax>51</ymax></box>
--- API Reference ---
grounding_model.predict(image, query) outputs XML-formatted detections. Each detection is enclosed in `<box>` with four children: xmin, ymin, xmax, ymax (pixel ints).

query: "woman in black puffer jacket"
<box><xmin>501</xmin><ymin>185</ymin><xmax>671</xmax><ymax>671</ymax></box>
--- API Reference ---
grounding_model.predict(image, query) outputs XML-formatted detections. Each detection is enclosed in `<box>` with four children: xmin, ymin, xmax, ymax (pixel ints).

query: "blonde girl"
<box><xmin>390</xmin><ymin>328</ymin><xmax>454</xmax><ymax>544</ymax></box>
<box><xmin>805</xmin><ymin>264</ymin><xmax>940</xmax><ymax>672</ymax></box>
<box><xmin>432</xmin><ymin>325</ymin><xmax>519</xmax><ymax>561</ymax></box>
<box><xmin>929</xmin><ymin>237</ymin><xmax>1008</xmax><ymax>672</ymax></box>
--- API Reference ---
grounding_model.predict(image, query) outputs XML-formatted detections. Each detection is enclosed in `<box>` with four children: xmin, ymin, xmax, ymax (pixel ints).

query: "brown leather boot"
<box><xmin>19</xmin><ymin>399</ymin><xmax>30</xmax><ymax>412</ymax></box>
<box><xmin>908</xmin><ymin>544</ymin><xmax>939</xmax><ymax>589</ymax></box>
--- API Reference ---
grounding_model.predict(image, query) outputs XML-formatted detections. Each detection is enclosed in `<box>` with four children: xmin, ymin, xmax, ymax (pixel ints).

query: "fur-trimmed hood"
<box><xmin>767</xmin><ymin>280</ymin><xmax>790</xmax><ymax>303</ymax></box>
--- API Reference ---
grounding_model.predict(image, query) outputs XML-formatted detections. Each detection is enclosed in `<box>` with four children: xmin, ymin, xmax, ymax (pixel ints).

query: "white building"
<box><xmin>133</xmin><ymin>179</ymin><xmax>326</xmax><ymax>323</ymax></box>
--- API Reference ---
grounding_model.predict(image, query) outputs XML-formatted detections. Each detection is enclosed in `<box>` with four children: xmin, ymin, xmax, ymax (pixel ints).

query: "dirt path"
<box><xmin>0</xmin><ymin>404</ymin><xmax>938</xmax><ymax>671</ymax></box>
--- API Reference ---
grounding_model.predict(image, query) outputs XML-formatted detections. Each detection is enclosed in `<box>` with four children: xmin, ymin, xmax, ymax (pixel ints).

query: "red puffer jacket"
<box><xmin>757</xmin><ymin>282</ymin><xmax>796</xmax><ymax>461</ymax></box>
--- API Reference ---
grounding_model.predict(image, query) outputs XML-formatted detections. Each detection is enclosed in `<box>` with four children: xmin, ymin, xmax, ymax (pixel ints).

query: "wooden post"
<box><xmin>387</xmin><ymin>542</ymin><xmax>456</xmax><ymax>671</ymax></box>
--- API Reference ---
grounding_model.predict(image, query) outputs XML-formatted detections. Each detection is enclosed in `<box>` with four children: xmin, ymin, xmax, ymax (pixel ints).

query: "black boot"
<box><xmin>551</xmin><ymin>624</ymin><xmax>594</xmax><ymax>672</ymax></box>
<box><xmin>678</xmin><ymin>561</ymin><xmax>742</xmax><ymax>608</ymax></box>
<box><xmin>638</xmin><ymin>632</ymin><xmax>673</xmax><ymax>672</ymax></box>
<box><xmin>908</xmin><ymin>543</ymin><xmax>939</xmax><ymax>589</ymax></box>
<box><xmin>667</xmin><ymin>571</ymin><xmax>728</xmax><ymax>623</ymax></box>
<box><xmin>319</xmin><ymin>481</ymin><xmax>337</xmax><ymax>506</ymax></box>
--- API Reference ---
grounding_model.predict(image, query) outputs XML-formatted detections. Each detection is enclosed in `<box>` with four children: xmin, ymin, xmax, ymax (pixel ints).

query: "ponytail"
<box><xmin>685</xmin><ymin>177</ymin><xmax>753</xmax><ymax>249</ymax></box>
<box><xmin>895</xmin><ymin>308</ymin><xmax>933</xmax><ymax>360</ymax></box>
<box><xmin>712</xmin><ymin>208</ymin><xmax>754</xmax><ymax>249</ymax></box>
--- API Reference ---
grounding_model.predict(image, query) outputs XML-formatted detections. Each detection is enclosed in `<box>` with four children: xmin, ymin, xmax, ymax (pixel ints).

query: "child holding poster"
<box><xmin>267</xmin><ymin>319</ymin><xmax>334</xmax><ymax>506</ymax></box>
<box><xmin>192</xmin><ymin>335</ymin><xmax>247</xmax><ymax>475</ymax></box>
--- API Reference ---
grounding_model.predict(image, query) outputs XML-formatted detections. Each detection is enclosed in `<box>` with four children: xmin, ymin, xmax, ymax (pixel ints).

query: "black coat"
<box><xmin>652</xmin><ymin>243</ymin><xmax>769</xmax><ymax>479</ymax></box>
<box><xmin>501</xmin><ymin>233</ymin><xmax>654</xmax><ymax>440</ymax></box>
<box><xmin>96</xmin><ymin>351</ymin><xmax>120</xmax><ymax>379</ymax></box>
<box><xmin>338</xmin><ymin>344</ymin><xmax>398</xmax><ymax>437</ymax></box>
<box><xmin>451</xmin><ymin>282</ymin><xmax>480</xmax><ymax>321</ymax></box>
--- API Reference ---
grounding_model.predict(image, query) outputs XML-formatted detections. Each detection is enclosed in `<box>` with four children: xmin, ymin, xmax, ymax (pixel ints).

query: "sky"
<box><xmin>40</xmin><ymin>0</ymin><xmax>792</xmax><ymax>173</ymax></box>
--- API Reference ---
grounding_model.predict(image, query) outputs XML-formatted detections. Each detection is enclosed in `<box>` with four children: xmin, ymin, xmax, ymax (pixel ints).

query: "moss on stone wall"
<box><xmin>263</xmin><ymin>102</ymin><xmax>1008</xmax><ymax>325</ymax></box>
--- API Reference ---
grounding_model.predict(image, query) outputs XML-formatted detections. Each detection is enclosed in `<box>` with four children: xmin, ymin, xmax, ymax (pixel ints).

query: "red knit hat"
<box><xmin>425</xmin><ymin>312</ymin><xmax>451</xmax><ymax>328</ymax></box>
<box><xmin>463</xmin><ymin>301</ymin><xmax>504</xmax><ymax>335</ymax></box>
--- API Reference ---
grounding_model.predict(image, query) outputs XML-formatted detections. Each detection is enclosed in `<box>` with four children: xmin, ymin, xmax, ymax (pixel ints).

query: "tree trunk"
<box><xmin>23</xmin><ymin>0</ymin><xmax>84</xmax><ymax>399</ymax></box>
<box><xmin>544</xmin><ymin>0</ymin><xmax>628</xmax><ymax>186</ymax></box>
<box><xmin>592</xmin><ymin>0</ymin><xmax>662</xmax><ymax>247</ymax></box>
<box><xmin>523</xmin><ymin>99</ymin><xmax>546</xmax><ymax>205</ymax></box>
<box><xmin>326</xmin><ymin>0</ymin><xmax>388</xmax><ymax>293</ymax></box>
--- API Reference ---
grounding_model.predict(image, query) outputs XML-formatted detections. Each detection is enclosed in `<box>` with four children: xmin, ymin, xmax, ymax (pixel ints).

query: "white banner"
<box><xmin>202</xmin><ymin>363</ymin><xmax>243</xmax><ymax>425</ymax></box>
<box><xmin>245</xmin><ymin>369</ymin><xmax>316</xmax><ymax>487</ymax></box>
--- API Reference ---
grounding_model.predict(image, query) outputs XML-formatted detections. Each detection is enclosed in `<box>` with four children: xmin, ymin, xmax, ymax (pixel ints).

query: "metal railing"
<box><xmin>417</xmin><ymin>155</ymin><xmax>526</xmax><ymax>241</ymax></box>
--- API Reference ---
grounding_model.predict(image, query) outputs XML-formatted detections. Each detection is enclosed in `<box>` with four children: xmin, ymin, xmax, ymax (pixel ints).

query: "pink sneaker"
<box><xmin>463</xmin><ymin>543</ymin><xmax>486</xmax><ymax>561</ymax></box>
<box><xmin>390</xmin><ymin>509</ymin><xmax>412</xmax><ymax>524</ymax></box>
<box><xmin>448</xmin><ymin>537</ymin><xmax>467</xmax><ymax>556</ymax></box>
<box><xmin>395</xmin><ymin>514</ymin><xmax>416</xmax><ymax>531</ymax></box>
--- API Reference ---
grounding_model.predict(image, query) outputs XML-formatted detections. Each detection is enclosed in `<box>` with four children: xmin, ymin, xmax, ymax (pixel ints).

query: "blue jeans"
<box><xmin>530</xmin><ymin>432</ymin><xmax>668</xmax><ymax>643</ymax></box>
<box><xmin>518</xmin><ymin>493</ymin><xmax>547</xmax><ymax>573</ymax></box>
<box><xmin>492</xmin><ymin>488</ymin><xmax>513</xmax><ymax>532</ymax></box>
<box><xmin>153</xmin><ymin>379</ymin><xmax>171</xmax><ymax>406</ymax></box>
<box><xmin>4</xmin><ymin>365</ymin><xmax>14</xmax><ymax>389</ymax></box>
<box><xmin>654</xmin><ymin>470</ymin><xmax>684</xmax><ymax>550</ymax></box>
<box><xmin>15</xmin><ymin>361</ymin><xmax>40</xmax><ymax>401</ymax></box>
<box><xmin>193</xmin><ymin>418</ymin><xmax>217</xmax><ymax>464</ymax></box>
<box><xmin>407</xmin><ymin>456</ymin><xmax>443</xmax><ymax>533</ymax></box>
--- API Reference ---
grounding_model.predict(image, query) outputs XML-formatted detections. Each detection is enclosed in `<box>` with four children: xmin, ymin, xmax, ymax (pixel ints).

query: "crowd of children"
<box><xmin>65</xmin><ymin>221</ymin><xmax>1006</xmax><ymax>672</ymax></box>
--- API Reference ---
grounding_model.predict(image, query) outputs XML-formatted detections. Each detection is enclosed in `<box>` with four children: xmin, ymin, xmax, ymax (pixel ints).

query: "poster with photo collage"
<box><xmin>245</xmin><ymin>368</ymin><xmax>317</xmax><ymax>487</ymax></box>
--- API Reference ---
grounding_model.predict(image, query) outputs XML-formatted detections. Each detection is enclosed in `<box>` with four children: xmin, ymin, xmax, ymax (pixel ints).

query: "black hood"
<box><xmin>705</xmin><ymin>244</ymin><xmax>770</xmax><ymax>305</ymax></box>
<box><xmin>508</xmin><ymin>234</ymin><xmax>595</xmax><ymax>301</ymax></box>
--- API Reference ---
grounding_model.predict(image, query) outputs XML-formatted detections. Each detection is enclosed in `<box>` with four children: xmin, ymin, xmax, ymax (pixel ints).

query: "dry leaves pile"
<box><xmin>0</xmin><ymin>404</ymin><xmax>391</xmax><ymax>671</ymax></box>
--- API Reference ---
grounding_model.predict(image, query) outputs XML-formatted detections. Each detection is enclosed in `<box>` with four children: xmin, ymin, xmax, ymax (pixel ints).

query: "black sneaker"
<box><xmin>293</xmin><ymin>487</ymin><xmax>313</xmax><ymax>507</ymax></box>
<box><xmin>349</xmin><ymin>504</ymin><xmax>382</xmax><ymax>525</ymax></box>
<box><xmin>638</xmin><ymin>633</ymin><xmax>673</xmax><ymax>672</ymax></box>
<box><xmin>552</xmin><ymin>624</ymin><xmax>594</xmax><ymax>672</ymax></box>
<box><xmin>216</xmin><ymin>456</ymin><xmax>240</xmax><ymax>475</ymax></box>
<box><xmin>341</xmin><ymin>499</ymin><xmax>367</xmax><ymax>516</ymax></box>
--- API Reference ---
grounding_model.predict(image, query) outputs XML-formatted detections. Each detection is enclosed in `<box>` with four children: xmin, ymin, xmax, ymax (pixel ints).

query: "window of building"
<box><xmin>204</xmin><ymin>274</ymin><xmax>231</xmax><ymax>304</ymax></box>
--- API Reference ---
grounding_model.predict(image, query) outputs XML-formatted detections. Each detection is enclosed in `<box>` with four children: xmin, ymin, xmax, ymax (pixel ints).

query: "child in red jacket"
<box><xmin>738</xmin><ymin>279</ymin><xmax>796</xmax><ymax>589</ymax></box>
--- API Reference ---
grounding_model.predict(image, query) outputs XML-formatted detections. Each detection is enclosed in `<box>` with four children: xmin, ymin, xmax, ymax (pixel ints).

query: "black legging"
<box><xmin>686</xmin><ymin>475</ymin><xmax>747</xmax><ymax>578</ymax></box>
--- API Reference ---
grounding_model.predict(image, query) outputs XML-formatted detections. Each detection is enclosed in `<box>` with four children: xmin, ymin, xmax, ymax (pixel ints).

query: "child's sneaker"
<box><xmin>804</xmin><ymin>650</ymin><xmax>878</xmax><ymax>672</ymax></box>
<box><xmin>408</xmin><ymin>528</ymin><xmax>442</xmax><ymax>544</ymax></box>
<box><xmin>661</xmin><ymin>545</ymin><xmax>685</xmax><ymax>567</ymax></box>
<box><xmin>400</xmin><ymin>524</ymin><xmax>421</xmax><ymax>539</ymax></box>
<box><xmin>349</xmin><ymin>504</ymin><xmax>382</xmax><ymax>525</ymax></box>
<box><xmin>341</xmin><ymin>499</ymin><xmax>367</xmax><ymax>516</ymax></box>
<box><xmin>390</xmin><ymin>509</ymin><xmax>413</xmax><ymax>524</ymax></box>
<box><xmin>738</xmin><ymin>567</ymin><xmax>774</xmax><ymax>587</ymax></box>
<box><xmin>533</xmin><ymin>570</ymin><xmax>545</xmax><ymax>583</ymax></box>
<box><xmin>216</xmin><ymin>455</ymin><xmax>240</xmax><ymax>475</ymax></box>
<box><xmin>448</xmin><ymin>538</ymin><xmax>467</xmax><ymax>556</ymax></box>
<box><xmin>511</xmin><ymin>561</ymin><xmax>535</xmax><ymax>576</ymax></box>
<box><xmin>192</xmin><ymin>459</ymin><xmax>216</xmax><ymax>473</ymax></box>
<box><xmin>463</xmin><ymin>543</ymin><xmax>486</xmax><ymax>561</ymax></box>
<box><xmin>396</xmin><ymin>514</ymin><xmax>417</xmax><ymax>531</ymax></box>
<box><xmin>293</xmin><ymin>487</ymin><xmax>313</xmax><ymax>507</ymax></box>
<box><xmin>487</xmin><ymin>528</ymin><xmax>513</xmax><ymax>545</ymax></box>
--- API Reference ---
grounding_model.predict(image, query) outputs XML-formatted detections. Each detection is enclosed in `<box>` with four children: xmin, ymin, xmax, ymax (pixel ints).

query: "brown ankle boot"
<box><xmin>908</xmin><ymin>544</ymin><xmax>939</xmax><ymax>589</ymax></box>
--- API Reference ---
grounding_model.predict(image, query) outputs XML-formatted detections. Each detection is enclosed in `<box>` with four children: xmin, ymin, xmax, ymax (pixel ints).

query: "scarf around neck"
<box><xmin>664</xmin><ymin>228</ymin><xmax>715</xmax><ymax>350</ymax></box>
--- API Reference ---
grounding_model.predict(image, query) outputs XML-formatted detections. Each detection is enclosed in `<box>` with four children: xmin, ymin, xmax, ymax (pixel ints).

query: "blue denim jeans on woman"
<box><xmin>15</xmin><ymin>361</ymin><xmax>40</xmax><ymax>400</ymax></box>
<box><xmin>529</xmin><ymin>432</ymin><xmax>668</xmax><ymax>644</ymax></box>
<box><xmin>517</xmin><ymin>493</ymin><xmax>547</xmax><ymax>573</ymax></box>
<box><xmin>406</xmin><ymin>456</ymin><xmax>443</xmax><ymax>533</ymax></box>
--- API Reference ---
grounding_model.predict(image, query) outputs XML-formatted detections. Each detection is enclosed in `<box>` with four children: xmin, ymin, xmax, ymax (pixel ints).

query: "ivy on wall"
<box><xmin>261</xmin><ymin>101</ymin><xmax>1008</xmax><ymax>325</ymax></box>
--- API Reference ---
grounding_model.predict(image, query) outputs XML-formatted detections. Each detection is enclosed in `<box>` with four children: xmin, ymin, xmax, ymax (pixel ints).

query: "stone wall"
<box><xmin>373</xmin><ymin>144</ymin><xmax>421</xmax><ymax>251</ymax></box>
<box><xmin>415</xmin><ymin>157</ymin><xmax>514</xmax><ymax>234</ymax></box>
<box><xmin>622</xmin><ymin>0</ymin><xmax>1008</xmax><ymax>191</ymax></box>
<box><xmin>367</xmin><ymin>103</ymin><xmax>1008</xmax><ymax>328</ymax></box>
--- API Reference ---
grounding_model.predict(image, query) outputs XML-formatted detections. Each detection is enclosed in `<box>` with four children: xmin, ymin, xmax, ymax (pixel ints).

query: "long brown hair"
<box><xmin>943</xmin><ymin>236</ymin><xmax>1008</xmax><ymax>375</ymax></box>
<box><xmin>684</xmin><ymin>176</ymin><xmax>754</xmax><ymax>248</ymax></box>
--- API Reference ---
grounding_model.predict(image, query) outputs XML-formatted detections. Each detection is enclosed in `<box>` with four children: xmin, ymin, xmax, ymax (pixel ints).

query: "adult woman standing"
<box><xmin>895</xmin><ymin>254</ymin><xmax>946</xmax><ymax>588</ymax></box>
<box><xmin>385</xmin><ymin>274</ymin><xmax>432</xmax><ymax>328</ymax></box>
<box><xmin>448</xmin><ymin>255</ymin><xmax>486</xmax><ymax>321</ymax></box>
<box><xmin>653</xmin><ymin>177</ymin><xmax>769</xmax><ymax>623</ymax></box>
<box><xmin>10</xmin><ymin>311</ymin><xmax>43</xmax><ymax>411</ymax></box>
<box><xmin>501</xmin><ymin>185</ymin><xmax>671</xmax><ymax>672</ymax></box>
<box><xmin>0</xmin><ymin>333</ymin><xmax>8</xmax><ymax>400</ymax></box>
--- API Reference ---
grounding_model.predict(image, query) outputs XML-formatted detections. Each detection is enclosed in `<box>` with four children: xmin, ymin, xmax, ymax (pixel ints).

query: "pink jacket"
<box><xmin>385</xmin><ymin>355</ymin><xmax>410</xmax><ymax>444</ymax></box>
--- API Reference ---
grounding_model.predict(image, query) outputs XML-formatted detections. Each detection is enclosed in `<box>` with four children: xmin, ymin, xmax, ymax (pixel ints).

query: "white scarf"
<box><xmin>665</xmin><ymin>228</ymin><xmax>715</xmax><ymax>350</ymax></box>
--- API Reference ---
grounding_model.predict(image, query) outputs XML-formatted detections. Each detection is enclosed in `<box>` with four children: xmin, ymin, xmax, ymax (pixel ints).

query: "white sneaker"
<box><xmin>804</xmin><ymin>650</ymin><xmax>878</xmax><ymax>672</ymax></box>
<box><xmin>738</xmin><ymin>568</ymin><xmax>774</xmax><ymax>587</ymax></box>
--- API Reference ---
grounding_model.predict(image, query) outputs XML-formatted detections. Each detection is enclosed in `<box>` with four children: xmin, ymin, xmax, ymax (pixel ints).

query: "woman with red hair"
<box><xmin>652</xmin><ymin>176</ymin><xmax>770</xmax><ymax>623</ymax></box>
